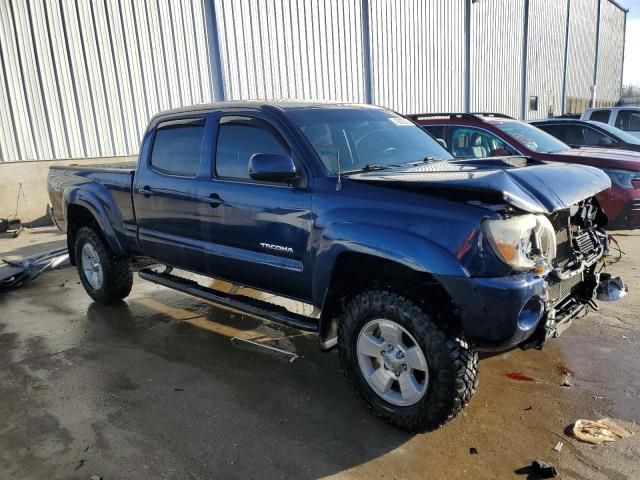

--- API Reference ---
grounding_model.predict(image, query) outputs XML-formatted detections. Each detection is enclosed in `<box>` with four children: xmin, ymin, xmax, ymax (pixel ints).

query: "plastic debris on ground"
<box><xmin>0</xmin><ymin>247</ymin><xmax>70</xmax><ymax>292</ymax></box>
<box><xmin>571</xmin><ymin>418</ymin><xmax>634</xmax><ymax>445</ymax></box>
<box><xmin>553</xmin><ymin>441</ymin><xmax>563</xmax><ymax>452</ymax></box>
<box><xmin>531</xmin><ymin>460</ymin><xmax>558</xmax><ymax>478</ymax></box>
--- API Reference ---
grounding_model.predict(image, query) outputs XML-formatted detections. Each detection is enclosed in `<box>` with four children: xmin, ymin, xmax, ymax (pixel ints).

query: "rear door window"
<box><xmin>614</xmin><ymin>110</ymin><xmax>640</xmax><ymax>132</ymax></box>
<box><xmin>589</xmin><ymin>109</ymin><xmax>611</xmax><ymax>123</ymax></box>
<box><xmin>151</xmin><ymin>118</ymin><xmax>205</xmax><ymax>176</ymax></box>
<box><xmin>215</xmin><ymin>116</ymin><xmax>290</xmax><ymax>181</ymax></box>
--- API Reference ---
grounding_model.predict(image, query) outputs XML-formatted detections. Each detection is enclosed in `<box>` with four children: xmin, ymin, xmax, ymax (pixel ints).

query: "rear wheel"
<box><xmin>338</xmin><ymin>290</ymin><xmax>478</xmax><ymax>432</ymax></box>
<box><xmin>75</xmin><ymin>226</ymin><xmax>133</xmax><ymax>304</ymax></box>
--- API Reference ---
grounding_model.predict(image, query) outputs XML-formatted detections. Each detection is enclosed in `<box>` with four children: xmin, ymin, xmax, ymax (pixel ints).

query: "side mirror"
<box><xmin>490</xmin><ymin>148</ymin><xmax>511</xmax><ymax>157</ymax></box>
<box><xmin>597</xmin><ymin>137</ymin><xmax>614</xmax><ymax>147</ymax></box>
<box><xmin>248</xmin><ymin>153</ymin><xmax>297</xmax><ymax>183</ymax></box>
<box><xmin>436</xmin><ymin>138</ymin><xmax>448</xmax><ymax>150</ymax></box>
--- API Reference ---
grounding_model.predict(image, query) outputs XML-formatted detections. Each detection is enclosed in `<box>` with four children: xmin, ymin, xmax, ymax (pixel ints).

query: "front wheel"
<box><xmin>75</xmin><ymin>226</ymin><xmax>133</xmax><ymax>304</ymax></box>
<box><xmin>338</xmin><ymin>290</ymin><xmax>478</xmax><ymax>432</ymax></box>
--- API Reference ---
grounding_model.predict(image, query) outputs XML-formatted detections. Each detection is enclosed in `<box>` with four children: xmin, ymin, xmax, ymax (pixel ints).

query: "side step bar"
<box><xmin>138</xmin><ymin>269</ymin><xmax>319</xmax><ymax>333</ymax></box>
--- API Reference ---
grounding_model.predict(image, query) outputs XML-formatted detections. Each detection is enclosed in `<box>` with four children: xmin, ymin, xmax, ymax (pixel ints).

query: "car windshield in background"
<box><xmin>496</xmin><ymin>121</ymin><xmax>570</xmax><ymax>153</ymax></box>
<box><xmin>591</xmin><ymin>121</ymin><xmax>640</xmax><ymax>145</ymax></box>
<box><xmin>288</xmin><ymin>107</ymin><xmax>453</xmax><ymax>174</ymax></box>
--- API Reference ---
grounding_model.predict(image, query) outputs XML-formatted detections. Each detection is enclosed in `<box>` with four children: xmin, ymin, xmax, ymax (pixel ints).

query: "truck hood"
<box><xmin>348</xmin><ymin>157</ymin><xmax>611</xmax><ymax>214</ymax></box>
<box><xmin>556</xmin><ymin>147</ymin><xmax>640</xmax><ymax>171</ymax></box>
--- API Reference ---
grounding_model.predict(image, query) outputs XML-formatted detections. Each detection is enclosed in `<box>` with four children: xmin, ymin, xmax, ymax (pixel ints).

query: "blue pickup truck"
<box><xmin>48</xmin><ymin>101</ymin><xmax>620</xmax><ymax>432</ymax></box>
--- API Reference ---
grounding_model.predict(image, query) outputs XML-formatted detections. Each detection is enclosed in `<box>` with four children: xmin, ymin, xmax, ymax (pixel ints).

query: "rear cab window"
<box><xmin>589</xmin><ymin>109</ymin><xmax>611</xmax><ymax>123</ymax></box>
<box><xmin>151</xmin><ymin>118</ymin><xmax>205</xmax><ymax>176</ymax></box>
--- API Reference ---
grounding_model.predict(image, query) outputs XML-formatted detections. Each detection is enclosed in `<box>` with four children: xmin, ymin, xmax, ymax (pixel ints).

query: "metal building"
<box><xmin>0</xmin><ymin>0</ymin><xmax>627</xmax><ymax>163</ymax></box>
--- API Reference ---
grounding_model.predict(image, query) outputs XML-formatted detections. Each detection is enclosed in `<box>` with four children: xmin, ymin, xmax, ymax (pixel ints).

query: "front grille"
<box><xmin>548</xmin><ymin>273</ymin><xmax>583</xmax><ymax>306</ymax></box>
<box><xmin>574</xmin><ymin>231</ymin><xmax>596</xmax><ymax>255</ymax></box>
<box><xmin>631</xmin><ymin>200</ymin><xmax>640</xmax><ymax>214</ymax></box>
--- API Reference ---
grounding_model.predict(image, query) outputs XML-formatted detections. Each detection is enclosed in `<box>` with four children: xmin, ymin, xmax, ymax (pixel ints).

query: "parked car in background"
<box><xmin>581</xmin><ymin>107</ymin><xmax>640</xmax><ymax>139</ymax></box>
<box><xmin>411</xmin><ymin>113</ymin><xmax>640</xmax><ymax>228</ymax></box>
<box><xmin>48</xmin><ymin>101</ymin><xmax>618</xmax><ymax>432</ymax></box>
<box><xmin>531</xmin><ymin>119</ymin><xmax>640</xmax><ymax>153</ymax></box>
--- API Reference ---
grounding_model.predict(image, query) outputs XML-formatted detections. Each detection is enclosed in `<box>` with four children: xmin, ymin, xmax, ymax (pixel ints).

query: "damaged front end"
<box><xmin>521</xmin><ymin>198</ymin><xmax>623</xmax><ymax>348</ymax></box>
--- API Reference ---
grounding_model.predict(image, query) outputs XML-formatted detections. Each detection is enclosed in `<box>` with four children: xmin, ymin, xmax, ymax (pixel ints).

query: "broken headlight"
<box><xmin>483</xmin><ymin>214</ymin><xmax>556</xmax><ymax>271</ymax></box>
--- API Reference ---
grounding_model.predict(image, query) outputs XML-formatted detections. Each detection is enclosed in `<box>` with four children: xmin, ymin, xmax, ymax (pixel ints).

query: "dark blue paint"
<box><xmin>47</xmin><ymin>101</ymin><xmax>609</xmax><ymax>351</ymax></box>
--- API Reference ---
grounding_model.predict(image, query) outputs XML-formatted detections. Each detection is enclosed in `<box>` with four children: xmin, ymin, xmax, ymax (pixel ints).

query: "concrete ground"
<box><xmin>0</xmin><ymin>227</ymin><xmax>638</xmax><ymax>480</ymax></box>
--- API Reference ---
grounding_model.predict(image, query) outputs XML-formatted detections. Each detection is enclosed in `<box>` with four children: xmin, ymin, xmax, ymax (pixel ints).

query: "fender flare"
<box><xmin>313</xmin><ymin>223</ymin><xmax>469</xmax><ymax>349</ymax></box>
<box><xmin>64</xmin><ymin>186</ymin><xmax>126</xmax><ymax>256</ymax></box>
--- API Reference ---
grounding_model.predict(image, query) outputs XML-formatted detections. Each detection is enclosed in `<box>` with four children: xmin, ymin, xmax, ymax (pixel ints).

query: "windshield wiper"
<box><xmin>343</xmin><ymin>163</ymin><xmax>397</xmax><ymax>174</ymax></box>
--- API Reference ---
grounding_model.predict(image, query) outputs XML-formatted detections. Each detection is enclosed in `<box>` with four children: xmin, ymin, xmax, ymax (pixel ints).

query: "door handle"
<box><xmin>204</xmin><ymin>193</ymin><xmax>224</xmax><ymax>207</ymax></box>
<box><xmin>137</xmin><ymin>185</ymin><xmax>153</xmax><ymax>196</ymax></box>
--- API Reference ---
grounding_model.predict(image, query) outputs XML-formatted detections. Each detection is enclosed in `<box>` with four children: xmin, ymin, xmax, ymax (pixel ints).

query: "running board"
<box><xmin>138</xmin><ymin>269</ymin><xmax>319</xmax><ymax>333</ymax></box>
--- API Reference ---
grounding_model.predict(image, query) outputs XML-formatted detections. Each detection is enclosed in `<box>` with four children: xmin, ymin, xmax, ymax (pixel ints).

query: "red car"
<box><xmin>409</xmin><ymin>113</ymin><xmax>640</xmax><ymax>228</ymax></box>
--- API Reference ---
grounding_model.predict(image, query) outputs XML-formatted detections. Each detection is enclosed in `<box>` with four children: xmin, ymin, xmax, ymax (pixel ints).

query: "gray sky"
<box><xmin>619</xmin><ymin>0</ymin><xmax>639</xmax><ymax>85</ymax></box>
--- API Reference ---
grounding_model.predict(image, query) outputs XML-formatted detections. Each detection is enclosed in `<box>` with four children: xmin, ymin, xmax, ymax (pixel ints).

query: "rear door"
<box><xmin>133</xmin><ymin>115</ymin><xmax>215</xmax><ymax>272</ymax></box>
<box><xmin>204</xmin><ymin>113</ymin><xmax>314</xmax><ymax>300</ymax></box>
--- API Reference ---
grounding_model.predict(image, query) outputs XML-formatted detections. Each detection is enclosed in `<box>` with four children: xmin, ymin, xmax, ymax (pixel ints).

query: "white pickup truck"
<box><xmin>581</xmin><ymin>107</ymin><xmax>640</xmax><ymax>139</ymax></box>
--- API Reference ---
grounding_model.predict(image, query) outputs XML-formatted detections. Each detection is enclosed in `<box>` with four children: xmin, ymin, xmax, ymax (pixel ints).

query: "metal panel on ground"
<box><xmin>368</xmin><ymin>0</ymin><xmax>466</xmax><ymax>114</ymax></box>
<box><xmin>214</xmin><ymin>0</ymin><xmax>365</xmax><ymax>102</ymax></box>
<box><xmin>525</xmin><ymin>0</ymin><xmax>569</xmax><ymax>120</ymax></box>
<box><xmin>470</xmin><ymin>0</ymin><xmax>525</xmax><ymax>118</ymax></box>
<box><xmin>0</xmin><ymin>0</ymin><xmax>212</xmax><ymax>162</ymax></box>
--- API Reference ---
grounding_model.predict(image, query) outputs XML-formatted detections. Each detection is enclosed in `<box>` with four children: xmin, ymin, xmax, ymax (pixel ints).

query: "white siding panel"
<box><xmin>596</xmin><ymin>0</ymin><xmax>625</xmax><ymax>101</ymax></box>
<box><xmin>471</xmin><ymin>0</ymin><xmax>525</xmax><ymax>118</ymax></box>
<box><xmin>369</xmin><ymin>0</ymin><xmax>466</xmax><ymax>114</ymax></box>
<box><xmin>215</xmin><ymin>0</ymin><xmax>365</xmax><ymax>102</ymax></box>
<box><xmin>566</xmin><ymin>0</ymin><xmax>598</xmax><ymax>100</ymax></box>
<box><xmin>526</xmin><ymin>0</ymin><xmax>569</xmax><ymax>120</ymax></box>
<box><xmin>0</xmin><ymin>0</ymin><xmax>211</xmax><ymax>161</ymax></box>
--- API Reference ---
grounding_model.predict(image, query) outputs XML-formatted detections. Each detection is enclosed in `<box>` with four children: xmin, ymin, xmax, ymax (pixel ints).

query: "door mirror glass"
<box><xmin>248</xmin><ymin>153</ymin><xmax>297</xmax><ymax>182</ymax></box>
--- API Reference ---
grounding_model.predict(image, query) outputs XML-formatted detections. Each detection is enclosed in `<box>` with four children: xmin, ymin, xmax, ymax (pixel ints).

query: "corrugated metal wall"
<box><xmin>0</xmin><ymin>0</ymin><xmax>628</xmax><ymax>162</ymax></box>
<box><xmin>525</xmin><ymin>0</ymin><xmax>569</xmax><ymax>120</ymax></box>
<box><xmin>0</xmin><ymin>0</ymin><xmax>211</xmax><ymax>162</ymax></box>
<box><xmin>470</xmin><ymin>0</ymin><xmax>525</xmax><ymax>118</ymax></box>
<box><xmin>368</xmin><ymin>0</ymin><xmax>466</xmax><ymax>114</ymax></box>
<box><xmin>566</xmin><ymin>0</ymin><xmax>599</xmax><ymax>100</ymax></box>
<box><xmin>596</xmin><ymin>0</ymin><xmax>625</xmax><ymax>101</ymax></box>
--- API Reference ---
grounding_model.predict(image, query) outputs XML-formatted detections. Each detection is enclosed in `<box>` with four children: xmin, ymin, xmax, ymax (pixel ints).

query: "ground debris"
<box><xmin>553</xmin><ymin>441</ymin><xmax>563</xmax><ymax>452</ymax></box>
<box><xmin>469</xmin><ymin>447</ymin><xmax>478</xmax><ymax>455</ymax></box>
<box><xmin>560</xmin><ymin>375</ymin><xmax>572</xmax><ymax>387</ymax></box>
<box><xmin>515</xmin><ymin>460</ymin><xmax>557</xmax><ymax>478</ymax></box>
<box><xmin>89</xmin><ymin>475</ymin><xmax>102</xmax><ymax>480</ymax></box>
<box><xmin>571</xmin><ymin>418</ymin><xmax>633</xmax><ymax>445</ymax></box>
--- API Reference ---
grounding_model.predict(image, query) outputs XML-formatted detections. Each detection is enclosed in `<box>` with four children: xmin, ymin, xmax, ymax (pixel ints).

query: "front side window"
<box><xmin>449</xmin><ymin>126</ymin><xmax>514</xmax><ymax>158</ymax></box>
<box><xmin>583</xmin><ymin>127</ymin><xmax>611</xmax><ymax>146</ymax></box>
<box><xmin>288</xmin><ymin>107</ymin><xmax>453</xmax><ymax>174</ymax></box>
<box><xmin>215</xmin><ymin>116</ymin><xmax>290</xmax><ymax>180</ymax></box>
<box><xmin>615</xmin><ymin>110</ymin><xmax>640</xmax><ymax>132</ymax></box>
<box><xmin>151</xmin><ymin>118</ymin><xmax>205</xmax><ymax>176</ymax></box>
<box><xmin>589</xmin><ymin>109</ymin><xmax>611</xmax><ymax>123</ymax></box>
<box><xmin>494</xmin><ymin>121</ymin><xmax>570</xmax><ymax>153</ymax></box>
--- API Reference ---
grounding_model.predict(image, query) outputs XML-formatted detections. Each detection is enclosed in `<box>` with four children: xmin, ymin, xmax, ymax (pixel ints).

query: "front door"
<box><xmin>204</xmin><ymin>114</ymin><xmax>314</xmax><ymax>301</ymax></box>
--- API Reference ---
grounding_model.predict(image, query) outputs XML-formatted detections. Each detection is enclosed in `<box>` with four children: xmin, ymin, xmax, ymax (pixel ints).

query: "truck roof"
<box><xmin>151</xmin><ymin>100</ymin><xmax>382</xmax><ymax>121</ymax></box>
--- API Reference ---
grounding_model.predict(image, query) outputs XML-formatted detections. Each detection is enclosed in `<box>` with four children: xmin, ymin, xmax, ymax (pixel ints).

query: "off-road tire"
<box><xmin>338</xmin><ymin>290</ymin><xmax>478</xmax><ymax>432</ymax></box>
<box><xmin>75</xmin><ymin>226</ymin><xmax>133</xmax><ymax>304</ymax></box>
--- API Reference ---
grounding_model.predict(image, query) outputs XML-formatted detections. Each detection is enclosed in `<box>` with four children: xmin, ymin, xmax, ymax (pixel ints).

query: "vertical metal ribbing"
<box><xmin>203</xmin><ymin>0</ymin><xmax>225</xmax><ymax>101</ymax></box>
<box><xmin>464</xmin><ymin>0</ymin><xmax>472</xmax><ymax>113</ymax></box>
<box><xmin>592</xmin><ymin>0</ymin><xmax>602</xmax><ymax>107</ymax></box>
<box><xmin>561</xmin><ymin>0</ymin><xmax>571</xmax><ymax>114</ymax></box>
<box><xmin>520</xmin><ymin>0</ymin><xmax>530</xmax><ymax>120</ymax></box>
<box><xmin>619</xmin><ymin>9</ymin><xmax>627</xmax><ymax>101</ymax></box>
<box><xmin>360</xmin><ymin>0</ymin><xmax>372</xmax><ymax>104</ymax></box>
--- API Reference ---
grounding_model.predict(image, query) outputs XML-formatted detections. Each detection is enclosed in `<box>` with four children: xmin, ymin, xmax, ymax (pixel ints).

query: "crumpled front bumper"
<box><xmin>436</xmin><ymin>267</ymin><xmax>626</xmax><ymax>352</ymax></box>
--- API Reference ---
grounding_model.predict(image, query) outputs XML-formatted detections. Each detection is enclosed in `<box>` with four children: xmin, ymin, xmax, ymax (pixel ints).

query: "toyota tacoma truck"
<box><xmin>48</xmin><ymin>101</ymin><xmax>623</xmax><ymax>432</ymax></box>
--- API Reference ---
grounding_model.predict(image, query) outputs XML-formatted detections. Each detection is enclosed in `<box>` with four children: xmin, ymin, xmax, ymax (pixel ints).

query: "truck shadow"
<box><xmin>86</xmin><ymin>298</ymin><xmax>414</xmax><ymax>478</ymax></box>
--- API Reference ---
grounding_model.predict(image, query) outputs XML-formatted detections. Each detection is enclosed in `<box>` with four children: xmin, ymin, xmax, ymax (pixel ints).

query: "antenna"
<box><xmin>336</xmin><ymin>149</ymin><xmax>342</xmax><ymax>191</ymax></box>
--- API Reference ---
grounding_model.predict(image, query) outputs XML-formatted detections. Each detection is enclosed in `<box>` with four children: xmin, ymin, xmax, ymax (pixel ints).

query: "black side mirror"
<box><xmin>248</xmin><ymin>153</ymin><xmax>297</xmax><ymax>183</ymax></box>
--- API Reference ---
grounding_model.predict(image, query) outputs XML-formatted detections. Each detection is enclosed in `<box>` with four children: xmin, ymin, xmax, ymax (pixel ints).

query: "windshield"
<box><xmin>288</xmin><ymin>107</ymin><xmax>453</xmax><ymax>173</ymax></box>
<box><xmin>591</xmin><ymin>121</ymin><xmax>640</xmax><ymax>145</ymax></box>
<box><xmin>495</xmin><ymin>121</ymin><xmax>570</xmax><ymax>153</ymax></box>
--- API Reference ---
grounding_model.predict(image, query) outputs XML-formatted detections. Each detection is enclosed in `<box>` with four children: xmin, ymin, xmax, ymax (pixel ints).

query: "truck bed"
<box><xmin>48</xmin><ymin>162</ymin><xmax>137</xmax><ymax>233</ymax></box>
